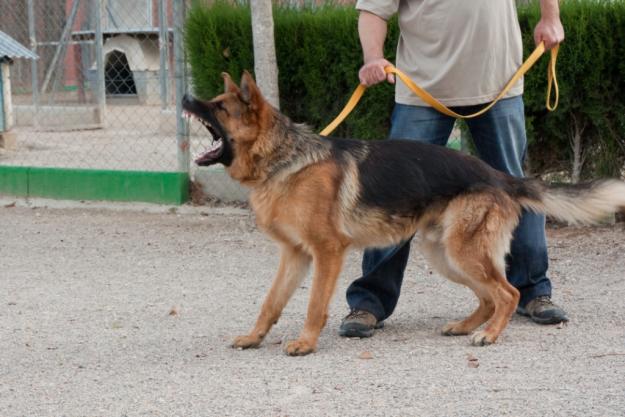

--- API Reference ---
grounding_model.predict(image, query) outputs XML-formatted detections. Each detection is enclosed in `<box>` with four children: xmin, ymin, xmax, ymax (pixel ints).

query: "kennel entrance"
<box><xmin>105</xmin><ymin>50</ymin><xmax>137</xmax><ymax>96</ymax></box>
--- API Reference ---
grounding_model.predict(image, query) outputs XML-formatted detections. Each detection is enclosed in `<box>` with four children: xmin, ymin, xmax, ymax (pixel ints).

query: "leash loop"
<box><xmin>320</xmin><ymin>42</ymin><xmax>559</xmax><ymax>136</ymax></box>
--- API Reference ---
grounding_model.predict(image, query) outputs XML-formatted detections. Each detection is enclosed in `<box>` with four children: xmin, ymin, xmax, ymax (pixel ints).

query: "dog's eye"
<box><xmin>215</xmin><ymin>101</ymin><xmax>230</xmax><ymax>115</ymax></box>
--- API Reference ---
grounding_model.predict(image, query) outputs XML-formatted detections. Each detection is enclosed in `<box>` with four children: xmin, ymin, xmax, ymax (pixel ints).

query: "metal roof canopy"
<box><xmin>71</xmin><ymin>28</ymin><xmax>173</xmax><ymax>42</ymax></box>
<box><xmin>0</xmin><ymin>30</ymin><xmax>38</xmax><ymax>61</ymax></box>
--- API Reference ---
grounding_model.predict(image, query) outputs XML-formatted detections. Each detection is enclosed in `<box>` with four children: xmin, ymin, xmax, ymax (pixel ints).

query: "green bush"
<box><xmin>519</xmin><ymin>0</ymin><xmax>625</xmax><ymax>178</ymax></box>
<box><xmin>186</xmin><ymin>0</ymin><xmax>625</xmax><ymax>179</ymax></box>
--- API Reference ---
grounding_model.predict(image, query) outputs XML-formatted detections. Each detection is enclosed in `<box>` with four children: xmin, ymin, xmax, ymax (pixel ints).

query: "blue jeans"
<box><xmin>346</xmin><ymin>96</ymin><xmax>551</xmax><ymax>320</ymax></box>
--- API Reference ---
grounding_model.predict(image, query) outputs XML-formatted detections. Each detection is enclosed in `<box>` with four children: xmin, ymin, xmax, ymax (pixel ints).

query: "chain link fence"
<box><xmin>0</xmin><ymin>0</ymin><xmax>218</xmax><ymax>177</ymax></box>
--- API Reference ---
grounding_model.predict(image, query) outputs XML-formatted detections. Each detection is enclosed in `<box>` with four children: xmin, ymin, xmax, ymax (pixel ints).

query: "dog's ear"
<box><xmin>221</xmin><ymin>72</ymin><xmax>239</xmax><ymax>94</ymax></box>
<box><xmin>240</xmin><ymin>70</ymin><xmax>264</xmax><ymax>110</ymax></box>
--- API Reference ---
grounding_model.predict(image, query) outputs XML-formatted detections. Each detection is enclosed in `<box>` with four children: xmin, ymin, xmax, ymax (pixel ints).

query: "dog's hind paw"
<box><xmin>469</xmin><ymin>331</ymin><xmax>497</xmax><ymax>346</ymax></box>
<box><xmin>285</xmin><ymin>339</ymin><xmax>316</xmax><ymax>356</ymax></box>
<box><xmin>441</xmin><ymin>321</ymin><xmax>470</xmax><ymax>336</ymax></box>
<box><xmin>231</xmin><ymin>334</ymin><xmax>262</xmax><ymax>350</ymax></box>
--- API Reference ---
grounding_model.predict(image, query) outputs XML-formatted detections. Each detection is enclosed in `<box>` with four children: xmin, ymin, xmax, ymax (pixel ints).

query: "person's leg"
<box><xmin>463</xmin><ymin>96</ymin><xmax>567</xmax><ymax>323</ymax></box>
<box><xmin>341</xmin><ymin>104</ymin><xmax>455</xmax><ymax>336</ymax></box>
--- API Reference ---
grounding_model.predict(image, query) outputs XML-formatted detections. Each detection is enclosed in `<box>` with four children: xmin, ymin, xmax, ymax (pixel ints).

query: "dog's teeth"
<box><xmin>206</xmin><ymin>139</ymin><xmax>222</xmax><ymax>152</ymax></box>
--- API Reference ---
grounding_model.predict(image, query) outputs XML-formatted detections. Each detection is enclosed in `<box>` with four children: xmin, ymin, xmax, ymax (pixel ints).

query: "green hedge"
<box><xmin>186</xmin><ymin>0</ymin><xmax>625</xmax><ymax>179</ymax></box>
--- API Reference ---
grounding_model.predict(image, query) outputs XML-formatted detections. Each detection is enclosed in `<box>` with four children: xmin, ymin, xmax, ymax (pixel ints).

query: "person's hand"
<box><xmin>358</xmin><ymin>58</ymin><xmax>395</xmax><ymax>86</ymax></box>
<box><xmin>534</xmin><ymin>17</ymin><xmax>564</xmax><ymax>50</ymax></box>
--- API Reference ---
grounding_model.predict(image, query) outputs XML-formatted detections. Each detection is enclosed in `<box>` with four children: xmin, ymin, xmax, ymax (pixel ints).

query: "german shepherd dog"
<box><xmin>182</xmin><ymin>72</ymin><xmax>625</xmax><ymax>356</ymax></box>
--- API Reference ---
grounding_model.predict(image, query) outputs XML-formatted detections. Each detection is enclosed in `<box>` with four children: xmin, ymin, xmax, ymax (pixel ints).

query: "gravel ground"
<box><xmin>1</xmin><ymin>198</ymin><xmax>624</xmax><ymax>417</ymax></box>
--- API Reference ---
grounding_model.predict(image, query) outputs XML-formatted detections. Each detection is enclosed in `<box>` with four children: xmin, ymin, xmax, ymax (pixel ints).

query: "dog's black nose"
<box><xmin>182</xmin><ymin>93</ymin><xmax>193</xmax><ymax>105</ymax></box>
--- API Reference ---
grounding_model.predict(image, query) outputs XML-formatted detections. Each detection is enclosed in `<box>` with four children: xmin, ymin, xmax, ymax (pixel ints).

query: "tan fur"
<box><xmin>436</xmin><ymin>193</ymin><xmax>521</xmax><ymax>345</ymax></box>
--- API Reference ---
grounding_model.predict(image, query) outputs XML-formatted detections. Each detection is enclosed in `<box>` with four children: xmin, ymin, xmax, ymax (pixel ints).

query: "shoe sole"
<box><xmin>338</xmin><ymin>321</ymin><xmax>384</xmax><ymax>338</ymax></box>
<box><xmin>517</xmin><ymin>308</ymin><xmax>569</xmax><ymax>325</ymax></box>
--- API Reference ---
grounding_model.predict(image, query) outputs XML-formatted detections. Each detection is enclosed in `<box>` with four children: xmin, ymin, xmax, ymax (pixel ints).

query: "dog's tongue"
<box><xmin>195</xmin><ymin>152</ymin><xmax>214</xmax><ymax>166</ymax></box>
<box><xmin>195</xmin><ymin>140</ymin><xmax>224</xmax><ymax>165</ymax></box>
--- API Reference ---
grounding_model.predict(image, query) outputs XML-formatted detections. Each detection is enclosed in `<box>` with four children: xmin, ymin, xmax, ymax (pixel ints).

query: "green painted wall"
<box><xmin>0</xmin><ymin>67</ymin><xmax>5</xmax><ymax>132</ymax></box>
<box><xmin>0</xmin><ymin>166</ymin><xmax>28</xmax><ymax>196</ymax></box>
<box><xmin>0</xmin><ymin>167</ymin><xmax>189</xmax><ymax>205</ymax></box>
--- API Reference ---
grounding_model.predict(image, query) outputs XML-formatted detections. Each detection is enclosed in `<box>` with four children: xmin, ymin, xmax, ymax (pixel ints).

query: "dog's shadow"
<box><xmin>369</xmin><ymin>312</ymin><xmax>531</xmax><ymax>340</ymax></box>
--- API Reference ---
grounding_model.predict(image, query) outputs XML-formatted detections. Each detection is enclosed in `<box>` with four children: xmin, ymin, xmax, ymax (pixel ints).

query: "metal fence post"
<box><xmin>174</xmin><ymin>0</ymin><xmax>190</xmax><ymax>173</ymax></box>
<box><xmin>27</xmin><ymin>0</ymin><xmax>39</xmax><ymax>125</ymax></box>
<box><xmin>158</xmin><ymin>0</ymin><xmax>169</xmax><ymax>110</ymax></box>
<box><xmin>93</xmin><ymin>0</ymin><xmax>106</xmax><ymax>126</ymax></box>
<box><xmin>41</xmin><ymin>0</ymin><xmax>80</xmax><ymax>96</ymax></box>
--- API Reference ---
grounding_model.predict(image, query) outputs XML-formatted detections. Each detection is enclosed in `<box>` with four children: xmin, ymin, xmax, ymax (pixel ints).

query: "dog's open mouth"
<box><xmin>183</xmin><ymin>110</ymin><xmax>225</xmax><ymax>166</ymax></box>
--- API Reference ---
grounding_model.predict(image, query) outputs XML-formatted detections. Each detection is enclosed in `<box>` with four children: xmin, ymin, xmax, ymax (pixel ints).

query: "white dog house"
<box><xmin>0</xmin><ymin>30</ymin><xmax>38</xmax><ymax>149</ymax></box>
<box><xmin>72</xmin><ymin>0</ymin><xmax>170</xmax><ymax>106</ymax></box>
<box><xmin>100</xmin><ymin>34</ymin><xmax>161</xmax><ymax>104</ymax></box>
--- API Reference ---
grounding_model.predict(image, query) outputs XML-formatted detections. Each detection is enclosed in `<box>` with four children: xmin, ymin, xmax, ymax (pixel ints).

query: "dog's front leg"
<box><xmin>232</xmin><ymin>244</ymin><xmax>311</xmax><ymax>350</ymax></box>
<box><xmin>285</xmin><ymin>245</ymin><xmax>346</xmax><ymax>356</ymax></box>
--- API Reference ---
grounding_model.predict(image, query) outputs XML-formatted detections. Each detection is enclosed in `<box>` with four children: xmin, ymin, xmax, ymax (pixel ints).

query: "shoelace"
<box><xmin>347</xmin><ymin>310</ymin><xmax>372</xmax><ymax>320</ymax></box>
<box><xmin>530</xmin><ymin>296</ymin><xmax>553</xmax><ymax>309</ymax></box>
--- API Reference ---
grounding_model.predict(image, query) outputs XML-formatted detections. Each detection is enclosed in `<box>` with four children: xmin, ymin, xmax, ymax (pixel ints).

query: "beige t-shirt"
<box><xmin>356</xmin><ymin>0</ymin><xmax>524</xmax><ymax>107</ymax></box>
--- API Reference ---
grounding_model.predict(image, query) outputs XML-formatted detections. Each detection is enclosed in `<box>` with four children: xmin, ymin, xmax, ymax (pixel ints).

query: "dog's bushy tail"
<box><xmin>514</xmin><ymin>178</ymin><xmax>625</xmax><ymax>225</ymax></box>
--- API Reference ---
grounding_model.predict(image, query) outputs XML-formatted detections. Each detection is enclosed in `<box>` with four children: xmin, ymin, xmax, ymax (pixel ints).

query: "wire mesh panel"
<box><xmin>0</xmin><ymin>0</ymin><xmax>192</xmax><ymax>173</ymax></box>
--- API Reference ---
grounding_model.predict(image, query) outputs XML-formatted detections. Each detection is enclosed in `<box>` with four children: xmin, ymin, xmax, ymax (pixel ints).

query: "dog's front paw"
<box><xmin>231</xmin><ymin>334</ymin><xmax>262</xmax><ymax>350</ymax></box>
<box><xmin>470</xmin><ymin>331</ymin><xmax>497</xmax><ymax>346</ymax></box>
<box><xmin>285</xmin><ymin>339</ymin><xmax>316</xmax><ymax>356</ymax></box>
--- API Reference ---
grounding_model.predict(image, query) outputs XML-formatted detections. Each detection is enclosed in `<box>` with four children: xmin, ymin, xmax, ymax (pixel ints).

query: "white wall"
<box><xmin>1</xmin><ymin>62</ymin><xmax>14</xmax><ymax>130</ymax></box>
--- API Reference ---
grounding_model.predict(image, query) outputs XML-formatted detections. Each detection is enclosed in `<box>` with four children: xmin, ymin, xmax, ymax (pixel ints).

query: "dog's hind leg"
<box><xmin>285</xmin><ymin>241</ymin><xmax>347</xmax><ymax>356</ymax></box>
<box><xmin>442</xmin><ymin>296</ymin><xmax>495</xmax><ymax>336</ymax></box>
<box><xmin>232</xmin><ymin>244</ymin><xmax>311</xmax><ymax>350</ymax></box>
<box><xmin>420</xmin><ymin>239</ymin><xmax>495</xmax><ymax>336</ymax></box>
<box><xmin>470</xmin><ymin>273</ymin><xmax>520</xmax><ymax>346</ymax></box>
<box><xmin>441</xmin><ymin>193</ymin><xmax>521</xmax><ymax>346</ymax></box>
<box><xmin>446</xmin><ymin>248</ymin><xmax>519</xmax><ymax>345</ymax></box>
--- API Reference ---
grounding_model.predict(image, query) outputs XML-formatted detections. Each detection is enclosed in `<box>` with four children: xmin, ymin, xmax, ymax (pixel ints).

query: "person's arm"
<box><xmin>534</xmin><ymin>0</ymin><xmax>564</xmax><ymax>49</ymax></box>
<box><xmin>358</xmin><ymin>11</ymin><xmax>395</xmax><ymax>86</ymax></box>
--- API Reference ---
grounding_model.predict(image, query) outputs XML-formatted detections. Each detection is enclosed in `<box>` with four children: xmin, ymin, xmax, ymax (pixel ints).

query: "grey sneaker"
<box><xmin>517</xmin><ymin>296</ymin><xmax>569</xmax><ymax>324</ymax></box>
<box><xmin>339</xmin><ymin>309</ymin><xmax>384</xmax><ymax>338</ymax></box>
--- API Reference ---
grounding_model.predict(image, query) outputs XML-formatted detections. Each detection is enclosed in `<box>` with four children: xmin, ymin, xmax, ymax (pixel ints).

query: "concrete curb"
<box><xmin>0</xmin><ymin>195</ymin><xmax>250</xmax><ymax>217</ymax></box>
<box><xmin>193</xmin><ymin>165</ymin><xmax>248</xmax><ymax>203</ymax></box>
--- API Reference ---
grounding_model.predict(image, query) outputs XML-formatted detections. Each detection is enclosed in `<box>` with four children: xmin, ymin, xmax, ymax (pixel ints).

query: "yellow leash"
<box><xmin>320</xmin><ymin>42</ymin><xmax>559</xmax><ymax>136</ymax></box>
